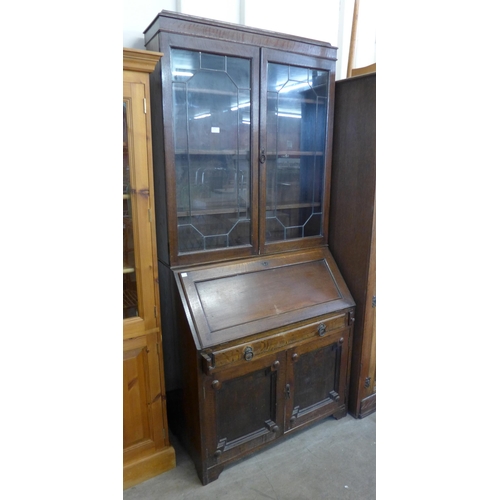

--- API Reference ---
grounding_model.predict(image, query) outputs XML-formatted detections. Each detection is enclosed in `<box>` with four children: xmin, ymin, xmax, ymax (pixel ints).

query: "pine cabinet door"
<box><xmin>123</xmin><ymin>76</ymin><xmax>158</xmax><ymax>339</ymax></box>
<box><xmin>123</xmin><ymin>333</ymin><xmax>165</xmax><ymax>464</ymax></box>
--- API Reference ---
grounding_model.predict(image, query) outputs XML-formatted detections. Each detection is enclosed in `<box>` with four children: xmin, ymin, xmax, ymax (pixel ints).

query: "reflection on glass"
<box><xmin>265</xmin><ymin>63</ymin><xmax>328</xmax><ymax>243</ymax></box>
<box><xmin>123</xmin><ymin>101</ymin><xmax>138</xmax><ymax>318</ymax></box>
<box><xmin>171</xmin><ymin>48</ymin><xmax>252</xmax><ymax>254</ymax></box>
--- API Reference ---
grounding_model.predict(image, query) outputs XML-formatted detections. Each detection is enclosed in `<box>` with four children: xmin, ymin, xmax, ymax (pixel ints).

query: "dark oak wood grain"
<box><xmin>329</xmin><ymin>73</ymin><xmax>376</xmax><ymax>418</ymax></box>
<box><xmin>144</xmin><ymin>11</ymin><xmax>355</xmax><ymax>485</ymax></box>
<box><xmin>169</xmin><ymin>249</ymin><xmax>354</xmax><ymax>484</ymax></box>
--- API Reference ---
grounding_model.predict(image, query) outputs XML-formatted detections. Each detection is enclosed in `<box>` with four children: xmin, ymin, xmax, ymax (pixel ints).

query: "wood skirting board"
<box><xmin>123</xmin><ymin>446</ymin><xmax>176</xmax><ymax>490</ymax></box>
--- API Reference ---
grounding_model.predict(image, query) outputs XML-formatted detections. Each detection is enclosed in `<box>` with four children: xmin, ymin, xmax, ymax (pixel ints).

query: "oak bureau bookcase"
<box><xmin>143</xmin><ymin>11</ymin><xmax>355</xmax><ymax>485</ymax></box>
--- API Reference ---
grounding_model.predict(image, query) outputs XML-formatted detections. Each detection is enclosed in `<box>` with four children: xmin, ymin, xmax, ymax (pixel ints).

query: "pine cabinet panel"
<box><xmin>123</xmin><ymin>334</ymin><xmax>161</xmax><ymax>461</ymax></box>
<box><xmin>123</xmin><ymin>49</ymin><xmax>176</xmax><ymax>489</ymax></box>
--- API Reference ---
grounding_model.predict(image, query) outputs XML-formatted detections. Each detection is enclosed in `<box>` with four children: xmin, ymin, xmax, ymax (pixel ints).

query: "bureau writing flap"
<box><xmin>175</xmin><ymin>247</ymin><xmax>355</xmax><ymax>349</ymax></box>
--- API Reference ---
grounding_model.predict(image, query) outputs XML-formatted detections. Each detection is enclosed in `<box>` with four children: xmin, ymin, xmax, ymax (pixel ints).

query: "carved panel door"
<box><xmin>204</xmin><ymin>351</ymin><xmax>286</xmax><ymax>471</ymax></box>
<box><xmin>285</xmin><ymin>328</ymin><xmax>350</xmax><ymax>432</ymax></box>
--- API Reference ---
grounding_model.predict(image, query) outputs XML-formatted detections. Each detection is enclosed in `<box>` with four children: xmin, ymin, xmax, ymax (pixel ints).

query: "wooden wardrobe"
<box><xmin>329</xmin><ymin>72</ymin><xmax>376</xmax><ymax>418</ymax></box>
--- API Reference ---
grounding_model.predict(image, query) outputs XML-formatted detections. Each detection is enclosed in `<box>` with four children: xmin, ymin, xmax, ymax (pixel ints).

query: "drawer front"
<box><xmin>201</xmin><ymin>312</ymin><xmax>351</xmax><ymax>374</ymax></box>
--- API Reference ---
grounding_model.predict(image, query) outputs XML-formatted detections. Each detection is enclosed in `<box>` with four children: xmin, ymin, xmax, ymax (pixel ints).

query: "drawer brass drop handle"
<box><xmin>318</xmin><ymin>323</ymin><xmax>326</xmax><ymax>336</ymax></box>
<box><xmin>243</xmin><ymin>346</ymin><xmax>254</xmax><ymax>361</ymax></box>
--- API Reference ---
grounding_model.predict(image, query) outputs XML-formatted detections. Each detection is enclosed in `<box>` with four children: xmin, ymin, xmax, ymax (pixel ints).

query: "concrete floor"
<box><xmin>124</xmin><ymin>412</ymin><xmax>376</xmax><ymax>500</ymax></box>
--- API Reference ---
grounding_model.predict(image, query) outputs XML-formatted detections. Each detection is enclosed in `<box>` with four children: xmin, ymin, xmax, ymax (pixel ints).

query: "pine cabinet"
<box><xmin>123</xmin><ymin>48</ymin><xmax>176</xmax><ymax>489</ymax></box>
<box><xmin>143</xmin><ymin>11</ymin><xmax>355</xmax><ymax>485</ymax></box>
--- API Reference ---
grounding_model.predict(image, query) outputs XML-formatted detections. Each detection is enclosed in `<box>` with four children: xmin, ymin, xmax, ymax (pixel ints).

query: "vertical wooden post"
<box><xmin>347</xmin><ymin>0</ymin><xmax>360</xmax><ymax>78</ymax></box>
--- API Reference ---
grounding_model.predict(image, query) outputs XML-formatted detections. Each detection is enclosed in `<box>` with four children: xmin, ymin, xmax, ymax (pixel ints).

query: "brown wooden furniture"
<box><xmin>143</xmin><ymin>11</ymin><xmax>355</xmax><ymax>485</ymax></box>
<box><xmin>329</xmin><ymin>72</ymin><xmax>376</xmax><ymax>418</ymax></box>
<box><xmin>352</xmin><ymin>63</ymin><xmax>376</xmax><ymax>77</ymax></box>
<box><xmin>123</xmin><ymin>48</ymin><xmax>176</xmax><ymax>489</ymax></box>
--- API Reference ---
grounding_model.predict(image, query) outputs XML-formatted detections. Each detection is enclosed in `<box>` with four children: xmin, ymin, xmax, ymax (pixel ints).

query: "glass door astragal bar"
<box><xmin>171</xmin><ymin>48</ymin><xmax>252</xmax><ymax>254</ymax></box>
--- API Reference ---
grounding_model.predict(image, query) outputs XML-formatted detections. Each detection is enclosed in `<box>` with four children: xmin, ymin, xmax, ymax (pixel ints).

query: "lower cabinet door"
<box><xmin>123</xmin><ymin>332</ymin><xmax>166</xmax><ymax>465</ymax></box>
<box><xmin>285</xmin><ymin>328</ymin><xmax>350</xmax><ymax>432</ymax></box>
<box><xmin>204</xmin><ymin>351</ymin><xmax>286</xmax><ymax>467</ymax></box>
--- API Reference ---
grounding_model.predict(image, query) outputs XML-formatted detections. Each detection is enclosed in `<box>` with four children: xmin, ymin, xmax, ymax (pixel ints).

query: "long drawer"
<box><xmin>200</xmin><ymin>311</ymin><xmax>352</xmax><ymax>374</ymax></box>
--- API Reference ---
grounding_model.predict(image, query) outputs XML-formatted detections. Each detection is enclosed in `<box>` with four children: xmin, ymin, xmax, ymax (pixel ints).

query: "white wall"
<box><xmin>353</xmin><ymin>0</ymin><xmax>376</xmax><ymax>68</ymax></box>
<box><xmin>337</xmin><ymin>0</ymin><xmax>377</xmax><ymax>78</ymax></box>
<box><xmin>123</xmin><ymin>0</ymin><xmax>376</xmax><ymax>80</ymax></box>
<box><xmin>123</xmin><ymin>0</ymin><xmax>177</xmax><ymax>49</ymax></box>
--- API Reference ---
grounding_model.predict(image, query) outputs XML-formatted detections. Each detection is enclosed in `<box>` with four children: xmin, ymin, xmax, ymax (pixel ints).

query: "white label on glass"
<box><xmin>181</xmin><ymin>273</ymin><xmax>187</xmax><ymax>277</ymax></box>
<box><xmin>211</xmin><ymin>127</ymin><xmax>220</xmax><ymax>133</ymax></box>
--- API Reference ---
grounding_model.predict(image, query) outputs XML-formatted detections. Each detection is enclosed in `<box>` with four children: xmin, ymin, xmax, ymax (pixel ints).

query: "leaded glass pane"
<box><xmin>265</xmin><ymin>63</ymin><xmax>329</xmax><ymax>243</ymax></box>
<box><xmin>123</xmin><ymin>101</ymin><xmax>138</xmax><ymax>318</ymax></box>
<box><xmin>171</xmin><ymin>48</ymin><xmax>252</xmax><ymax>254</ymax></box>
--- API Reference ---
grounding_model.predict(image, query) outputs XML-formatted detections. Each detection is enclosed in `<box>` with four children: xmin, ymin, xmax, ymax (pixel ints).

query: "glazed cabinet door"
<box><xmin>123</xmin><ymin>77</ymin><xmax>158</xmax><ymax>339</ymax></box>
<box><xmin>160</xmin><ymin>35</ymin><xmax>260</xmax><ymax>266</ymax></box>
<box><xmin>285</xmin><ymin>328</ymin><xmax>350</xmax><ymax>432</ymax></box>
<box><xmin>259</xmin><ymin>49</ymin><xmax>335</xmax><ymax>254</ymax></box>
<box><xmin>203</xmin><ymin>351</ymin><xmax>286</xmax><ymax>479</ymax></box>
<box><xmin>123</xmin><ymin>332</ymin><xmax>166</xmax><ymax>464</ymax></box>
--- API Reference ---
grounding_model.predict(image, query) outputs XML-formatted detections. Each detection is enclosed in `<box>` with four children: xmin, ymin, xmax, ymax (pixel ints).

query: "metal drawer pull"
<box><xmin>243</xmin><ymin>346</ymin><xmax>254</xmax><ymax>361</ymax></box>
<box><xmin>318</xmin><ymin>323</ymin><xmax>327</xmax><ymax>336</ymax></box>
